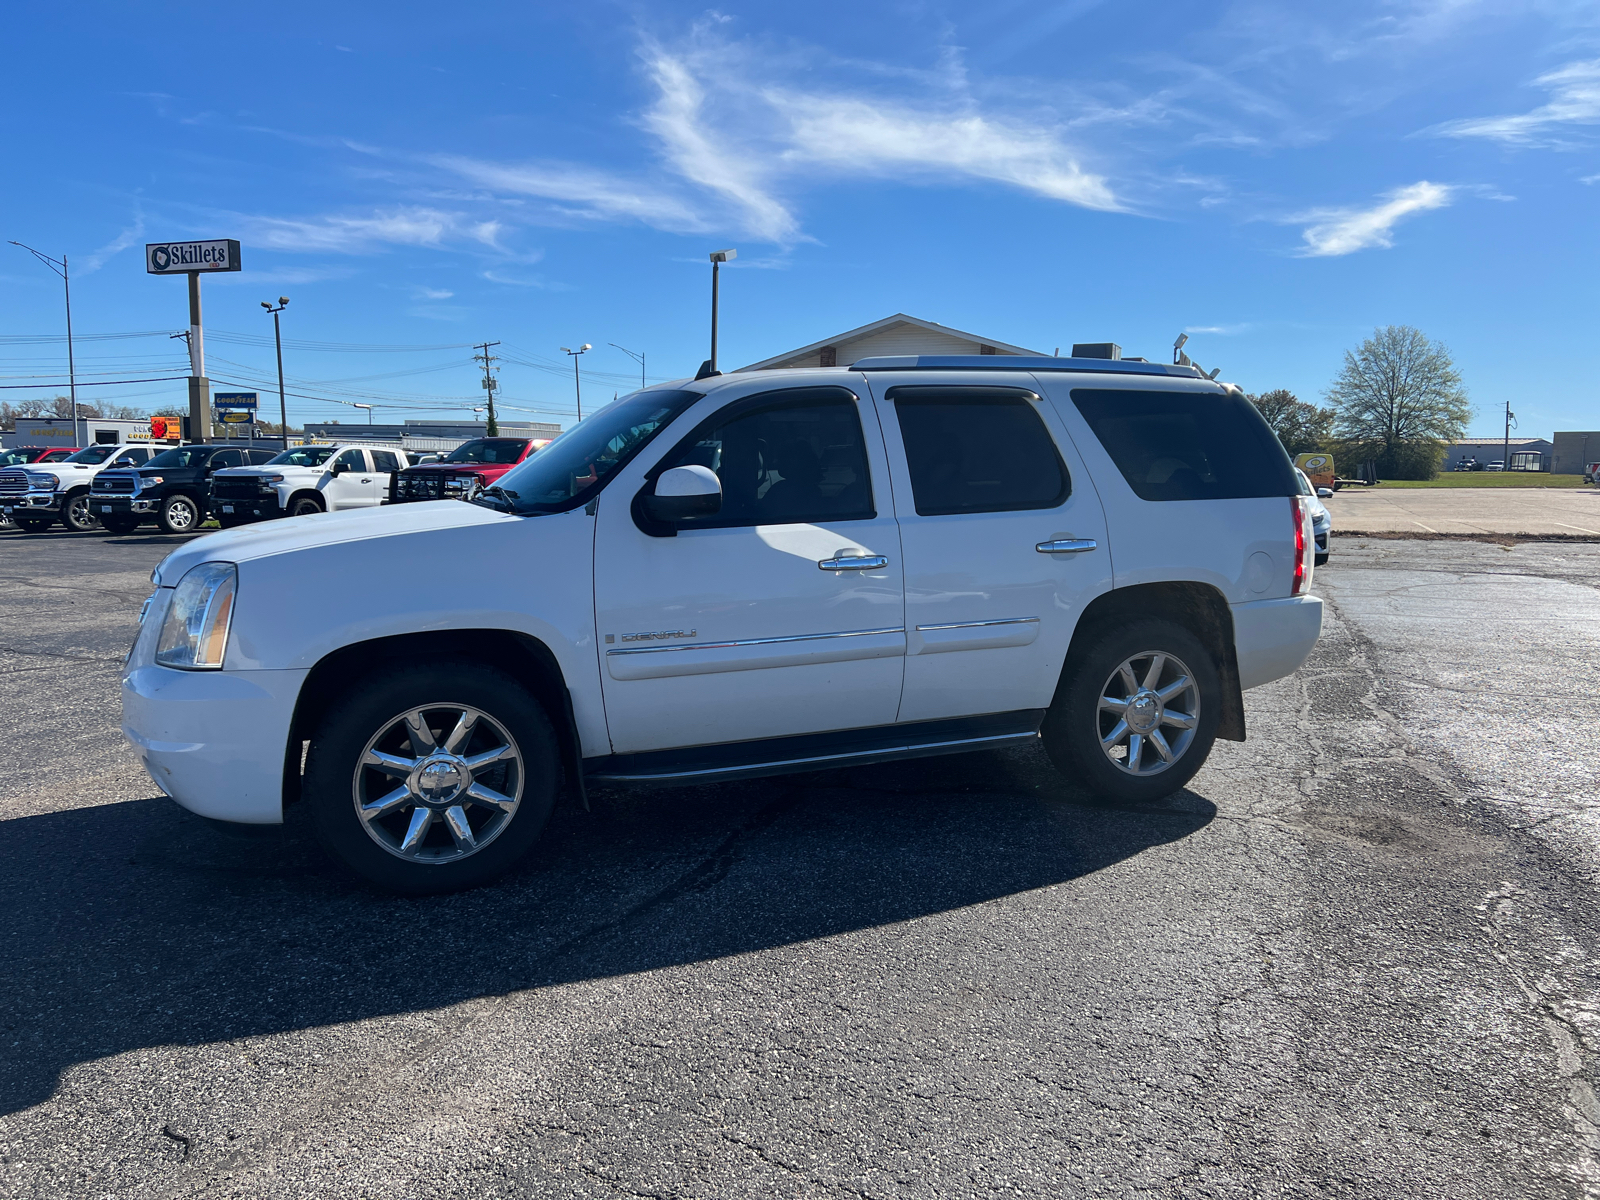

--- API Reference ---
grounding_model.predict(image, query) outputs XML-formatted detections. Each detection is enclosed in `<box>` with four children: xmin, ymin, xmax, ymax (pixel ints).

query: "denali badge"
<box><xmin>619</xmin><ymin>629</ymin><xmax>698</xmax><ymax>642</ymax></box>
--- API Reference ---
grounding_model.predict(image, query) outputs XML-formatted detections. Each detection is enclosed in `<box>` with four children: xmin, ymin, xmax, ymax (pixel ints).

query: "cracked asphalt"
<box><xmin>3</xmin><ymin>525</ymin><xmax>1600</xmax><ymax>1199</ymax></box>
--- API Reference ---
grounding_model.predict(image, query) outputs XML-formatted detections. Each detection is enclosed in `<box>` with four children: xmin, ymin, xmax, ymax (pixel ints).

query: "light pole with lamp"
<box><xmin>352</xmin><ymin>403</ymin><xmax>373</xmax><ymax>425</ymax></box>
<box><xmin>261</xmin><ymin>297</ymin><xmax>290</xmax><ymax>448</ymax></box>
<box><xmin>609</xmin><ymin>343</ymin><xmax>645</xmax><ymax>391</ymax></box>
<box><xmin>9</xmin><ymin>241</ymin><xmax>77</xmax><ymax>419</ymax></box>
<box><xmin>561</xmin><ymin>344</ymin><xmax>591</xmax><ymax>421</ymax></box>
<box><xmin>707</xmin><ymin>249</ymin><xmax>735</xmax><ymax>376</ymax></box>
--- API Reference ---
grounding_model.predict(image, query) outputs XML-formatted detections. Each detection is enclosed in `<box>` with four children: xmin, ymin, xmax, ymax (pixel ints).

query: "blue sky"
<box><xmin>2</xmin><ymin>0</ymin><xmax>1597</xmax><ymax>437</ymax></box>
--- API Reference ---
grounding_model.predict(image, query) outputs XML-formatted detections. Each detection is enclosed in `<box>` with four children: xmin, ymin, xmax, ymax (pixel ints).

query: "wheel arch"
<box><xmin>286</xmin><ymin>488</ymin><xmax>326</xmax><ymax>513</ymax></box>
<box><xmin>284</xmin><ymin>628</ymin><xmax>586</xmax><ymax>812</ymax></box>
<box><xmin>1062</xmin><ymin>581</ymin><xmax>1246</xmax><ymax>742</ymax></box>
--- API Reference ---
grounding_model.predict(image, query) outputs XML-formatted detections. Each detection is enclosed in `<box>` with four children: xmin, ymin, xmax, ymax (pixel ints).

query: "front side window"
<box><xmin>146</xmin><ymin>447</ymin><xmax>215</xmax><ymax>469</ymax></box>
<box><xmin>480</xmin><ymin>388</ymin><xmax>702</xmax><ymax>515</ymax></box>
<box><xmin>113</xmin><ymin>448</ymin><xmax>150</xmax><ymax>466</ymax></box>
<box><xmin>889</xmin><ymin>387</ymin><xmax>1069</xmax><ymax>516</ymax></box>
<box><xmin>333</xmin><ymin>450</ymin><xmax>367</xmax><ymax>473</ymax></box>
<box><xmin>64</xmin><ymin>445</ymin><xmax>119</xmax><ymax>465</ymax></box>
<box><xmin>210</xmin><ymin>449</ymin><xmax>242</xmax><ymax>469</ymax></box>
<box><xmin>266</xmin><ymin>446</ymin><xmax>336</xmax><ymax>468</ymax></box>
<box><xmin>1071</xmin><ymin>388</ymin><xmax>1297</xmax><ymax>502</ymax></box>
<box><xmin>651</xmin><ymin>388</ymin><xmax>875</xmax><ymax>528</ymax></box>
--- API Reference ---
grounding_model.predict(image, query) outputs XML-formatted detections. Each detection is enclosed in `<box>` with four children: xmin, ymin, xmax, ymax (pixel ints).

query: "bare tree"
<box><xmin>1247</xmin><ymin>389</ymin><xmax>1335</xmax><ymax>457</ymax></box>
<box><xmin>1327</xmin><ymin>326</ymin><xmax>1471</xmax><ymax>478</ymax></box>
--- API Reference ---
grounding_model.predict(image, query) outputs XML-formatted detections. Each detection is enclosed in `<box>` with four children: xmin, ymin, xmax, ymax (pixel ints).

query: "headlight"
<box><xmin>155</xmin><ymin>562</ymin><xmax>238</xmax><ymax>670</ymax></box>
<box><xmin>143</xmin><ymin>475</ymin><xmax>165</xmax><ymax>486</ymax></box>
<box><xmin>263</xmin><ymin>474</ymin><xmax>284</xmax><ymax>484</ymax></box>
<box><xmin>24</xmin><ymin>471</ymin><xmax>56</xmax><ymax>489</ymax></box>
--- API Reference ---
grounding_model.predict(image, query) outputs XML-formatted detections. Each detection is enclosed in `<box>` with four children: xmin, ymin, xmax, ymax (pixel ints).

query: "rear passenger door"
<box><xmin>863</xmin><ymin>371</ymin><xmax>1112</xmax><ymax>724</ymax></box>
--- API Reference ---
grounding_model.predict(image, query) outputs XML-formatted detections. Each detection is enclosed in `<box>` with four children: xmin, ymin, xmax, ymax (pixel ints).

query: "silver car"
<box><xmin>1295</xmin><ymin>468</ymin><xmax>1331</xmax><ymax>565</ymax></box>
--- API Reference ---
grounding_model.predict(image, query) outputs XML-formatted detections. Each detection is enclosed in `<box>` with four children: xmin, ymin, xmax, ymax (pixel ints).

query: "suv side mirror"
<box><xmin>643</xmin><ymin>465</ymin><xmax>722</xmax><ymax>523</ymax></box>
<box><xmin>1316</xmin><ymin>487</ymin><xmax>1333</xmax><ymax>499</ymax></box>
<box><xmin>330</xmin><ymin>461</ymin><xmax>346</xmax><ymax>475</ymax></box>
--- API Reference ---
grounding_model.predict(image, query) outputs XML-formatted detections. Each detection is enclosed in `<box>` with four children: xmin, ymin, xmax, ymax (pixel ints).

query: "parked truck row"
<box><xmin>0</xmin><ymin>436</ymin><xmax>546</xmax><ymax>535</ymax></box>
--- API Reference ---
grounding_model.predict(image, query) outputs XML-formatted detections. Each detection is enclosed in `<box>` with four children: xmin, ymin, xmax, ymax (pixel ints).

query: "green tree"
<box><xmin>1247</xmin><ymin>389</ymin><xmax>1335</xmax><ymax>457</ymax></box>
<box><xmin>1326</xmin><ymin>325</ymin><xmax>1471</xmax><ymax>480</ymax></box>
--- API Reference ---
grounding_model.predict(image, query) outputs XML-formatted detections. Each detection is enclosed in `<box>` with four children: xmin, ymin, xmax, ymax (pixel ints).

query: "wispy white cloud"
<box><xmin>1426</xmin><ymin>58</ymin><xmax>1600</xmax><ymax>146</ymax></box>
<box><xmin>1294</xmin><ymin>181</ymin><xmax>1454</xmax><ymax>256</ymax></box>
<box><xmin>414</xmin><ymin>286</ymin><xmax>454</xmax><ymax>300</ymax></box>
<box><xmin>1184</xmin><ymin>323</ymin><xmax>1255</xmax><ymax>336</ymax></box>
<box><xmin>77</xmin><ymin>214</ymin><xmax>145</xmax><ymax>274</ymax></box>
<box><xmin>434</xmin><ymin>156</ymin><xmax>711</xmax><ymax>233</ymax></box>
<box><xmin>238</xmin><ymin>207</ymin><xmax>462</xmax><ymax>253</ymax></box>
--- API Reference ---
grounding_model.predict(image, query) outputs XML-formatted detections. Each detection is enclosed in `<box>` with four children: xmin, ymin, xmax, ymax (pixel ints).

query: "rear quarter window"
<box><xmin>1070</xmin><ymin>388</ymin><xmax>1297</xmax><ymax>502</ymax></box>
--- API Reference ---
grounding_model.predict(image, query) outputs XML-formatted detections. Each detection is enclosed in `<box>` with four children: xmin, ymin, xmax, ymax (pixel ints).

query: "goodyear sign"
<box><xmin>146</xmin><ymin>240</ymin><xmax>241</xmax><ymax>274</ymax></box>
<box><xmin>214</xmin><ymin>392</ymin><xmax>258</xmax><ymax>426</ymax></box>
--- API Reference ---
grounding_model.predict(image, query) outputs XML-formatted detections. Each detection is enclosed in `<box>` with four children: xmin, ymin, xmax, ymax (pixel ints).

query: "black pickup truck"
<box><xmin>90</xmin><ymin>445</ymin><xmax>278</xmax><ymax>534</ymax></box>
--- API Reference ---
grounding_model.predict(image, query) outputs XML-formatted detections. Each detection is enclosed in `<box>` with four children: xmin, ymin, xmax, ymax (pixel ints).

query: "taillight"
<box><xmin>1290</xmin><ymin>496</ymin><xmax>1310</xmax><ymax>595</ymax></box>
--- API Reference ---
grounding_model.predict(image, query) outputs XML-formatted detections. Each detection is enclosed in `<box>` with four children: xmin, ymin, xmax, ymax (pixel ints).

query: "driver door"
<box><xmin>593</xmin><ymin>385</ymin><xmax>905</xmax><ymax>755</ymax></box>
<box><xmin>321</xmin><ymin>449</ymin><xmax>378</xmax><ymax>508</ymax></box>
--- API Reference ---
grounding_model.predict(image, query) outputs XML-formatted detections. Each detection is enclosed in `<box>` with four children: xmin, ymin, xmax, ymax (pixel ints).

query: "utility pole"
<box><xmin>1504</xmin><ymin>400</ymin><xmax>1515</xmax><ymax>474</ymax></box>
<box><xmin>262</xmin><ymin>297</ymin><xmax>290</xmax><ymax>448</ymax></box>
<box><xmin>561</xmin><ymin>344</ymin><xmax>591</xmax><ymax>422</ymax></box>
<box><xmin>707</xmin><ymin>249</ymin><xmax>735</xmax><ymax>374</ymax></box>
<box><xmin>474</xmin><ymin>341</ymin><xmax>501</xmax><ymax>435</ymax></box>
<box><xmin>9</xmin><ymin>242</ymin><xmax>77</xmax><ymax>419</ymax></box>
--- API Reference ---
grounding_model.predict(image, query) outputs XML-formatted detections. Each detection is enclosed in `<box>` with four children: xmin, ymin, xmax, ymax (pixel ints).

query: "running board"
<box><xmin>584</xmin><ymin>710</ymin><xmax>1045</xmax><ymax>788</ymax></box>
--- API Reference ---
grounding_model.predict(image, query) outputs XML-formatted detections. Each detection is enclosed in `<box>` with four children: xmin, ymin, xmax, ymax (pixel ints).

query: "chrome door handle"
<box><xmin>1036</xmin><ymin>538</ymin><xmax>1097</xmax><ymax>555</ymax></box>
<box><xmin>818</xmin><ymin>554</ymin><xmax>889</xmax><ymax>571</ymax></box>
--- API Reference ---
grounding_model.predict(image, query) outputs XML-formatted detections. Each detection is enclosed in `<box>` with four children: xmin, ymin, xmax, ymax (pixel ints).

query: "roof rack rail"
<box><xmin>849</xmin><ymin>354</ymin><xmax>1208</xmax><ymax>379</ymax></box>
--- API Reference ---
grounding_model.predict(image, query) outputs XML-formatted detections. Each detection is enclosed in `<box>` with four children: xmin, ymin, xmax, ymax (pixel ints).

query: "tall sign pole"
<box><xmin>147</xmin><ymin>239</ymin><xmax>241</xmax><ymax>441</ymax></box>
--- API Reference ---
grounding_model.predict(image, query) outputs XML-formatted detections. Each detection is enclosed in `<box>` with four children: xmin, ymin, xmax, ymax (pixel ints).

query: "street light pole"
<box><xmin>474</xmin><ymin>341</ymin><xmax>501</xmax><ymax>436</ymax></box>
<box><xmin>261</xmin><ymin>297</ymin><xmax>290</xmax><ymax>448</ymax></box>
<box><xmin>707</xmin><ymin>249</ymin><xmax>735</xmax><ymax>374</ymax></box>
<box><xmin>609</xmin><ymin>343</ymin><xmax>645</xmax><ymax>391</ymax></box>
<box><xmin>353</xmin><ymin>403</ymin><xmax>373</xmax><ymax>425</ymax></box>
<box><xmin>9</xmin><ymin>241</ymin><xmax>77</xmax><ymax>416</ymax></box>
<box><xmin>561</xmin><ymin>344</ymin><xmax>591</xmax><ymax>422</ymax></box>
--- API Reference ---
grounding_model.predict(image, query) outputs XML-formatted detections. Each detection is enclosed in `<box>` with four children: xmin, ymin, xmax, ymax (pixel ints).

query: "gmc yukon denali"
<box><xmin>123</xmin><ymin>355</ymin><xmax>1322</xmax><ymax>894</ymax></box>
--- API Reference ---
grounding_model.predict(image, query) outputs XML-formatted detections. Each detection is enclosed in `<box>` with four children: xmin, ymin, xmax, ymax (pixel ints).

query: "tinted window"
<box><xmin>371</xmin><ymin>451</ymin><xmax>401</xmax><ymax>472</ymax></box>
<box><xmin>247</xmin><ymin>449</ymin><xmax>278</xmax><ymax>464</ymax></box>
<box><xmin>41</xmin><ymin>450</ymin><xmax>73</xmax><ymax>462</ymax></box>
<box><xmin>210</xmin><ymin>449</ymin><xmax>242</xmax><ymax>469</ymax></box>
<box><xmin>265</xmin><ymin>446</ymin><xmax>336</xmax><ymax>468</ymax></box>
<box><xmin>1071</xmin><ymin>388</ymin><xmax>1298</xmax><ymax>502</ymax></box>
<box><xmin>890</xmin><ymin>387</ymin><xmax>1069</xmax><ymax>516</ymax></box>
<box><xmin>482</xmin><ymin>389</ymin><xmax>701</xmax><ymax>515</ymax></box>
<box><xmin>656</xmin><ymin>388</ymin><xmax>875</xmax><ymax>528</ymax></box>
<box><xmin>145</xmin><ymin>447</ymin><xmax>218</xmax><ymax>469</ymax></box>
<box><xmin>334</xmin><ymin>450</ymin><xmax>367</xmax><ymax>472</ymax></box>
<box><xmin>64</xmin><ymin>445</ymin><xmax>119</xmax><ymax>464</ymax></box>
<box><xmin>446</xmin><ymin>439</ymin><xmax>528</xmax><ymax>465</ymax></box>
<box><xmin>109</xmin><ymin>448</ymin><xmax>148</xmax><ymax>467</ymax></box>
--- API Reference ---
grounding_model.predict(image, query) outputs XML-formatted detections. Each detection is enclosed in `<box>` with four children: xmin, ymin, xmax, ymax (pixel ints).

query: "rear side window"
<box><xmin>371</xmin><ymin>451</ymin><xmax>401</xmax><ymax>472</ymax></box>
<box><xmin>889</xmin><ymin>387</ymin><xmax>1069</xmax><ymax>516</ymax></box>
<box><xmin>1071</xmin><ymin>388</ymin><xmax>1298</xmax><ymax>502</ymax></box>
<box><xmin>654</xmin><ymin>387</ymin><xmax>874</xmax><ymax>528</ymax></box>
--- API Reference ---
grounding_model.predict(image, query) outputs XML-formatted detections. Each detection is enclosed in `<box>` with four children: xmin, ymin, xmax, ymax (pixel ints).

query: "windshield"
<box><xmin>64</xmin><ymin>445</ymin><xmax>120</xmax><ymax>464</ymax></box>
<box><xmin>145</xmin><ymin>447</ymin><xmax>219</xmax><ymax>469</ymax></box>
<box><xmin>475</xmin><ymin>389</ymin><xmax>701</xmax><ymax>515</ymax></box>
<box><xmin>264</xmin><ymin>446</ymin><xmax>337</xmax><ymax>468</ymax></box>
<box><xmin>446</xmin><ymin>438</ymin><xmax>529</xmax><ymax>465</ymax></box>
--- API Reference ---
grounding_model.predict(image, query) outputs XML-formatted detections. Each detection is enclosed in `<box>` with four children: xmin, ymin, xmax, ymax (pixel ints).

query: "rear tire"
<box><xmin>288</xmin><ymin>494</ymin><xmax>325</xmax><ymax>518</ymax></box>
<box><xmin>100</xmin><ymin>515</ymin><xmax>142</xmax><ymax>535</ymax></box>
<box><xmin>1041</xmin><ymin>617</ymin><xmax>1221</xmax><ymax>804</ymax></box>
<box><xmin>303</xmin><ymin>660</ymin><xmax>561</xmax><ymax>895</ymax></box>
<box><xmin>158</xmin><ymin>494</ymin><xmax>201</xmax><ymax>535</ymax></box>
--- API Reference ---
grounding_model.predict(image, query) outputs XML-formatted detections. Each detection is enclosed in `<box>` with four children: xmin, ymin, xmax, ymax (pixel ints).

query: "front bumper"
<box><xmin>2</xmin><ymin>488</ymin><xmax>63</xmax><ymax>517</ymax></box>
<box><xmin>1232</xmin><ymin>595</ymin><xmax>1324</xmax><ymax>690</ymax></box>
<box><xmin>213</xmin><ymin>493</ymin><xmax>283</xmax><ymax>521</ymax></box>
<box><xmin>91</xmin><ymin>495</ymin><xmax>154</xmax><ymax>517</ymax></box>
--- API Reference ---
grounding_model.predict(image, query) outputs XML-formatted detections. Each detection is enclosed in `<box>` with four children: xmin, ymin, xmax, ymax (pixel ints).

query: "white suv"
<box><xmin>0</xmin><ymin>443</ymin><xmax>156</xmax><ymax>533</ymax></box>
<box><xmin>209</xmin><ymin>443</ymin><xmax>410</xmax><ymax>526</ymax></box>
<box><xmin>123</xmin><ymin>356</ymin><xmax>1322</xmax><ymax>894</ymax></box>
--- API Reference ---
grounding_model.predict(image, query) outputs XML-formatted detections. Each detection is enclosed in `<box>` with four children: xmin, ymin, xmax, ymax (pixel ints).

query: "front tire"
<box><xmin>61</xmin><ymin>489</ymin><xmax>99</xmax><ymax>532</ymax></box>
<box><xmin>1042</xmin><ymin>617</ymin><xmax>1221</xmax><ymax>804</ymax></box>
<box><xmin>303</xmin><ymin>661</ymin><xmax>561</xmax><ymax>895</ymax></box>
<box><xmin>158</xmin><ymin>493</ymin><xmax>201</xmax><ymax>534</ymax></box>
<box><xmin>288</xmin><ymin>494</ymin><xmax>325</xmax><ymax>518</ymax></box>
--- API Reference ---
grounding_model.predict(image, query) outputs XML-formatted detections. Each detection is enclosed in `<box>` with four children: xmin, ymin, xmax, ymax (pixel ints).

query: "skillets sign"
<box><xmin>145</xmin><ymin>240</ymin><xmax>242</xmax><ymax>273</ymax></box>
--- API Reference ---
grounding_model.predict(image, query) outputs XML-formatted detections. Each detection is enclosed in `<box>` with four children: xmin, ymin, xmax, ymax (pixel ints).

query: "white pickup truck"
<box><xmin>0</xmin><ymin>443</ymin><xmax>157</xmax><ymax>532</ymax></box>
<box><xmin>208</xmin><ymin>443</ymin><xmax>411</xmax><ymax>526</ymax></box>
<box><xmin>124</xmin><ymin>355</ymin><xmax>1322</xmax><ymax>894</ymax></box>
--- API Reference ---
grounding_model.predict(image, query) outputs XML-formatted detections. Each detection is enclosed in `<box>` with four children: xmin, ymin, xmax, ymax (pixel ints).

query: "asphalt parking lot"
<box><xmin>4</xmin><ymin>526</ymin><xmax>1600</xmax><ymax>1199</ymax></box>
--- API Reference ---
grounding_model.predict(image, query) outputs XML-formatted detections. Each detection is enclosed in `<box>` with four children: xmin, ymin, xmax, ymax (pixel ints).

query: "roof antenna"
<box><xmin>695</xmin><ymin>359</ymin><xmax>720</xmax><ymax>381</ymax></box>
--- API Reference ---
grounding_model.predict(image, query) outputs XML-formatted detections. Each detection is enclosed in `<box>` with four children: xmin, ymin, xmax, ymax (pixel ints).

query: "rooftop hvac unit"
<box><xmin>1071</xmin><ymin>342</ymin><xmax>1121</xmax><ymax>360</ymax></box>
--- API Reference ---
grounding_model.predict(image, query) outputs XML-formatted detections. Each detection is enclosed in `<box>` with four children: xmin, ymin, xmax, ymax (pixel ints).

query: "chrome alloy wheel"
<box><xmin>1095</xmin><ymin>650</ymin><xmax>1200</xmax><ymax>777</ymax></box>
<box><xmin>352</xmin><ymin>704</ymin><xmax>524</xmax><ymax>864</ymax></box>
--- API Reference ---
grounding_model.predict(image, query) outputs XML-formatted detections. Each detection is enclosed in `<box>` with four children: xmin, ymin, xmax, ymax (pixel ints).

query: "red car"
<box><xmin>0</xmin><ymin>446</ymin><xmax>79</xmax><ymax>467</ymax></box>
<box><xmin>388</xmin><ymin>437</ymin><xmax>547</xmax><ymax>503</ymax></box>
